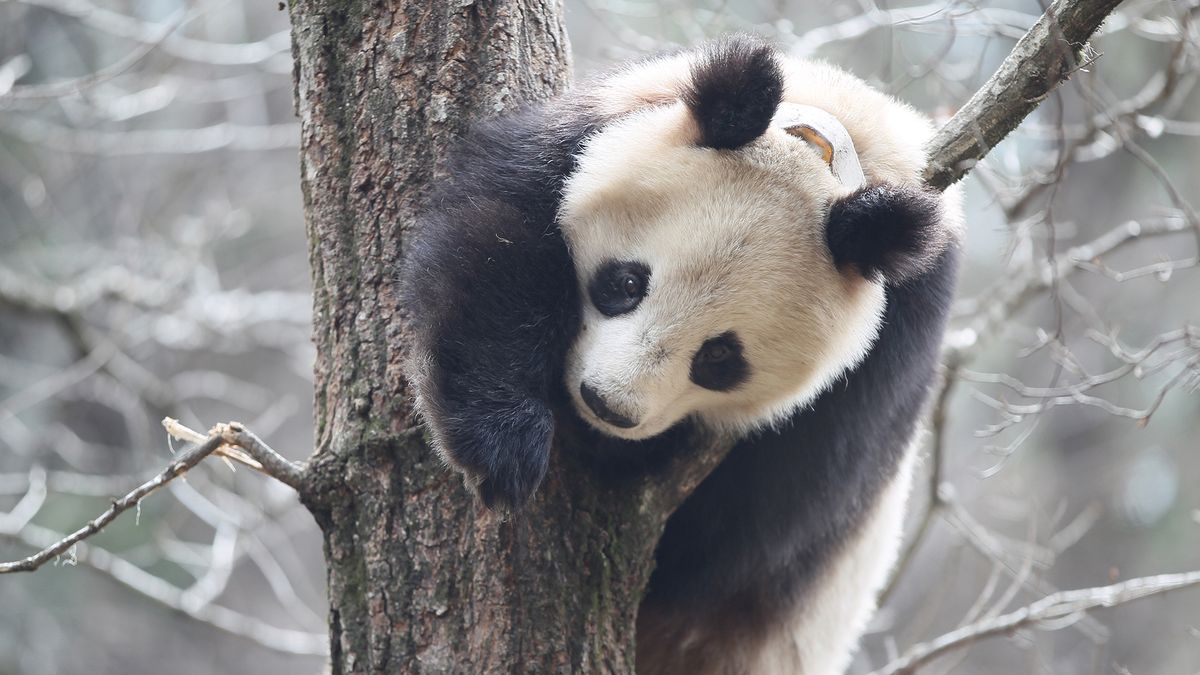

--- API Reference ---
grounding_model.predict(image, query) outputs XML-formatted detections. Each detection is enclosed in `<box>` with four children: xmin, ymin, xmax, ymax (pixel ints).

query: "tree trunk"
<box><xmin>290</xmin><ymin>2</ymin><xmax>707</xmax><ymax>672</ymax></box>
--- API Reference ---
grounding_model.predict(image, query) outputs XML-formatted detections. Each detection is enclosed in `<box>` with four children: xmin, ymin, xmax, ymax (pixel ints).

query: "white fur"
<box><xmin>560</xmin><ymin>100</ymin><xmax>883</xmax><ymax>440</ymax></box>
<box><xmin>560</xmin><ymin>54</ymin><xmax>959</xmax><ymax>440</ymax></box>
<box><xmin>561</xmin><ymin>53</ymin><xmax>956</xmax><ymax>674</ymax></box>
<box><xmin>752</xmin><ymin>441</ymin><xmax>918</xmax><ymax>675</ymax></box>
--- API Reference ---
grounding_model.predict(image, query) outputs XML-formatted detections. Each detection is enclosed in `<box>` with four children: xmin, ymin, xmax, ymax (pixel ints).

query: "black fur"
<box><xmin>402</xmin><ymin>102</ymin><xmax>604</xmax><ymax>509</ymax></box>
<box><xmin>826</xmin><ymin>183</ymin><xmax>947</xmax><ymax>283</ymax></box>
<box><xmin>588</xmin><ymin>260</ymin><xmax>651</xmax><ymax>317</ymax></box>
<box><xmin>681</xmin><ymin>38</ymin><xmax>784</xmax><ymax>150</ymax></box>
<box><xmin>689</xmin><ymin>331</ymin><xmax>749</xmax><ymax>391</ymax></box>
<box><xmin>642</xmin><ymin>246</ymin><xmax>959</xmax><ymax>626</ymax></box>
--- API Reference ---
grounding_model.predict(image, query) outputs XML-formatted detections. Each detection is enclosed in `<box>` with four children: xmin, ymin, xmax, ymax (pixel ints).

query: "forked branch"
<box><xmin>0</xmin><ymin>420</ymin><xmax>305</xmax><ymax>574</ymax></box>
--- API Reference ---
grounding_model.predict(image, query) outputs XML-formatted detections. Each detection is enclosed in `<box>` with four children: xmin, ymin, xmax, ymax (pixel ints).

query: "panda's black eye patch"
<box><xmin>589</xmin><ymin>261</ymin><xmax>651</xmax><ymax>317</ymax></box>
<box><xmin>690</xmin><ymin>331</ymin><xmax>749</xmax><ymax>391</ymax></box>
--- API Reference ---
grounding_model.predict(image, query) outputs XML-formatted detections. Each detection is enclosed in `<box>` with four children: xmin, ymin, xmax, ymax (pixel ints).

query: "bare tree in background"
<box><xmin>0</xmin><ymin>1</ymin><xmax>328</xmax><ymax>672</ymax></box>
<box><xmin>1</xmin><ymin>0</ymin><xmax>1198</xmax><ymax>674</ymax></box>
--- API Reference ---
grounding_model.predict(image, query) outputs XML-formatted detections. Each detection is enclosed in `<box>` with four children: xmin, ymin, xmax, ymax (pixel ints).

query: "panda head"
<box><xmin>560</xmin><ymin>39</ymin><xmax>948</xmax><ymax>441</ymax></box>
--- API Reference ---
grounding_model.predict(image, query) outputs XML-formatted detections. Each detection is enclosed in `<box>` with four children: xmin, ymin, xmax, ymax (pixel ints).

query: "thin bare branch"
<box><xmin>0</xmin><ymin>420</ymin><xmax>306</xmax><ymax>573</ymax></box>
<box><xmin>0</xmin><ymin>434</ymin><xmax>224</xmax><ymax>573</ymax></box>
<box><xmin>788</xmin><ymin>3</ymin><xmax>1042</xmax><ymax>57</ymax></box>
<box><xmin>872</xmin><ymin>570</ymin><xmax>1200</xmax><ymax>675</ymax></box>
<box><xmin>0</xmin><ymin>468</ymin><xmax>145</xmax><ymax>498</ymax></box>
<box><xmin>161</xmin><ymin>418</ymin><xmax>307</xmax><ymax>491</ymax></box>
<box><xmin>949</xmin><ymin>215</ymin><xmax>1192</xmax><ymax>362</ymax></box>
<box><xmin>0</xmin><ymin>9</ymin><xmax>185</xmax><ymax>101</ymax></box>
<box><xmin>924</xmin><ymin>0</ymin><xmax>1125</xmax><ymax>189</ymax></box>
<box><xmin>219</xmin><ymin>424</ymin><xmax>307</xmax><ymax>492</ymax></box>
<box><xmin>0</xmin><ymin>118</ymin><xmax>299</xmax><ymax>155</ymax></box>
<box><xmin>879</xmin><ymin>357</ymin><xmax>960</xmax><ymax>604</ymax></box>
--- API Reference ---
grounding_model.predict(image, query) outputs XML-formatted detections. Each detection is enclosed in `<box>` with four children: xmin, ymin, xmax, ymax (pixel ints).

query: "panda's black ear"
<box><xmin>682</xmin><ymin>37</ymin><xmax>784</xmax><ymax>150</ymax></box>
<box><xmin>826</xmin><ymin>184</ymin><xmax>948</xmax><ymax>284</ymax></box>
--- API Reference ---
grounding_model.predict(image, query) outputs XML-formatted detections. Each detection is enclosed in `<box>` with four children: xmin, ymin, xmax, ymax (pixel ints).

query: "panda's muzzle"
<box><xmin>580</xmin><ymin>382</ymin><xmax>638</xmax><ymax>429</ymax></box>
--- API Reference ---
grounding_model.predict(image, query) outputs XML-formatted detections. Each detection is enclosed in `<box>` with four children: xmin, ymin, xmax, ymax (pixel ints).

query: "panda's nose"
<box><xmin>580</xmin><ymin>382</ymin><xmax>638</xmax><ymax>429</ymax></box>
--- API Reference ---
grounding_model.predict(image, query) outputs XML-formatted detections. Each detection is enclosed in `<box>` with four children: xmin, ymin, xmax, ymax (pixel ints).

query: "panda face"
<box><xmin>559</xmin><ymin>102</ymin><xmax>888</xmax><ymax>440</ymax></box>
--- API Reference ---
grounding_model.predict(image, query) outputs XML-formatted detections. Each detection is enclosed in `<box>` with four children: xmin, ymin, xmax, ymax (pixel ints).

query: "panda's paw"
<box><xmin>436</xmin><ymin>398</ymin><xmax>556</xmax><ymax>511</ymax></box>
<box><xmin>826</xmin><ymin>184</ymin><xmax>948</xmax><ymax>284</ymax></box>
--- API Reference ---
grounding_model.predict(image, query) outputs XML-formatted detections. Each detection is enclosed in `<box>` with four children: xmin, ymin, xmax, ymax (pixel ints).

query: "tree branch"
<box><xmin>0</xmin><ymin>434</ymin><xmax>224</xmax><ymax>573</ymax></box>
<box><xmin>0</xmin><ymin>421</ymin><xmax>306</xmax><ymax>574</ymax></box>
<box><xmin>220</xmin><ymin>424</ymin><xmax>308</xmax><ymax>491</ymax></box>
<box><xmin>646</xmin><ymin>0</ymin><xmax>1138</xmax><ymax>573</ymax></box>
<box><xmin>872</xmin><ymin>570</ymin><xmax>1200</xmax><ymax>675</ymax></box>
<box><xmin>161</xmin><ymin>417</ymin><xmax>307</xmax><ymax>491</ymax></box>
<box><xmin>924</xmin><ymin>0</ymin><xmax>1125</xmax><ymax>189</ymax></box>
<box><xmin>7</xmin><ymin>0</ymin><xmax>290</xmax><ymax>68</ymax></box>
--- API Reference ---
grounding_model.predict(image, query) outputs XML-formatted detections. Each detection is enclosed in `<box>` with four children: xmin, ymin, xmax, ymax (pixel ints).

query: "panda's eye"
<box><xmin>622</xmin><ymin>274</ymin><xmax>643</xmax><ymax>298</ymax></box>
<box><xmin>590</xmin><ymin>261</ymin><xmax>650</xmax><ymax>317</ymax></box>
<box><xmin>690</xmin><ymin>332</ymin><xmax>749</xmax><ymax>392</ymax></box>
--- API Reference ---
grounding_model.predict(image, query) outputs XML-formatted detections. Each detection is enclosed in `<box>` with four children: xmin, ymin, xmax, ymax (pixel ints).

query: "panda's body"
<box><xmin>405</xmin><ymin>38</ymin><xmax>962</xmax><ymax>675</ymax></box>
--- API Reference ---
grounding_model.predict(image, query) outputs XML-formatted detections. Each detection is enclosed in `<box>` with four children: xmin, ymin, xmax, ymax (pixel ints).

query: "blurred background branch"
<box><xmin>0</xmin><ymin>0</ymin><xmax>321</xmax><ymax>670</ymax></box>
<box><xmin>0</xmin><ymin>428</ymin><xmax>225</xmax><ymax>574</ymax></box>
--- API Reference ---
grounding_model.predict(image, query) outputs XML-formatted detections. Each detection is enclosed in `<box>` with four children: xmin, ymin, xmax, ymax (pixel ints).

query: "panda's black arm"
<box><xmin>402</xmin><ymin>107</ymin><xmax>598</xmax><ymax>509</ymax></box>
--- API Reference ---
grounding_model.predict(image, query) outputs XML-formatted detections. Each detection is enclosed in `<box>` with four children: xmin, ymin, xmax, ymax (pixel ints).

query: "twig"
<box><xmin>222</xmin><ymin>424</ymin><xmax>308</xmax><ymax>491</ymax></box>
<box><xmin>788</xmin><ymin>3</ymin><xmax>1043</xmax><ymax>57</ymax></box>
<box><xmin>949</xmin><ymin>215</ymin><xmax>1192</xmax><ymax>363</ymax></box>
<box><xmin>0</xmin><ymin>117</ymin><xmax>300</xmax><ymax>155</ymax></box>
<box><xmin>0</xmin><ymin>468</ymin><xmax>145</xmax><ymax>498</ymax></box>
<box><xmin>7</xmin><ymin>0</ymin><xmax>290</xmax><ymax>68</ymax></box>
<box><xmin>0</xmin><ymin>434</ymin><xmax>224</xmax><ymax>573</ymax></box>
<box><xmin>161</xmin><ymin>418</ymin><xmax>307</xmax><ymax>491</ymax></box>
<box><xmin>879</xmin><ymin>357</ymin><xmax>960</xmax><ymax>604</ymax></box>
<box><xmin>0</xmin><ymin>421</ymin><xmax>306</xmax><ymax>574</ymax></box>
<box><xmin>872</xmin><ymin>570</ymin><xmax>1200</xmax><ymax>675</ymax></box>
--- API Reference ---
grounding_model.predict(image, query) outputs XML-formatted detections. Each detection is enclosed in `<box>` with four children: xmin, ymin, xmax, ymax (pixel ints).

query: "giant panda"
<box><xmin>403</xmin><ymin>36</ymin><xmax>963</xmax><ymax>675</ymax></box>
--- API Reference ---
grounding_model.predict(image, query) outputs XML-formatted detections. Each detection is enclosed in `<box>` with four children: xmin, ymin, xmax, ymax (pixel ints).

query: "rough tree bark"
<box><xmin>288</xmin><ymin>0</ymin><xmax>1121</xmax><ymax>672</ymax></box>
<box><xmin>289</xmin><ymin>2</ymin><xmax>694</xmax><ymax>672</ymax></box>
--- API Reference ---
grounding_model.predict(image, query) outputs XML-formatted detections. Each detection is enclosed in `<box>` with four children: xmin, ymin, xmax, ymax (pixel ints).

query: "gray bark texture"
<box><xmin>288</xmin><ymin>1</ymin><xmax>711</xmax><ymax>672</ymax></box>
<box><xmin>286</xmin><ymin>0</ymin><xmax>1122</xmax><ymax>671</ymax></box>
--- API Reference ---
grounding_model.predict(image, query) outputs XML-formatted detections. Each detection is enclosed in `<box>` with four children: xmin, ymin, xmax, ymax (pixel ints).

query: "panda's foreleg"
<box><xmin>403</xmin><ymin>198</ymin><xmax>579</xmax><ymax>509</ymax></box>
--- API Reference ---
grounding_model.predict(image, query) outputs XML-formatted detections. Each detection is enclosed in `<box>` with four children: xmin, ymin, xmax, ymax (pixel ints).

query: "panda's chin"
<box><xmin>579</xmin><ymin>409</ymin><xmax>669</xmax><ymax>441</ymax></box>
<box><xmin>579</xmin><ymin>413</ymin><xmax>641</xmax><ymax>439</ymax></box>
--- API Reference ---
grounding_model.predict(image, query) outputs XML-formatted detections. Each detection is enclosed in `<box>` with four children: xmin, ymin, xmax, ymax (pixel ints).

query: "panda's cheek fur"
<box><xmin>688</xmin><ymin>278</ymin><xmax>886</xmax><ymax>432</ymax></box>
